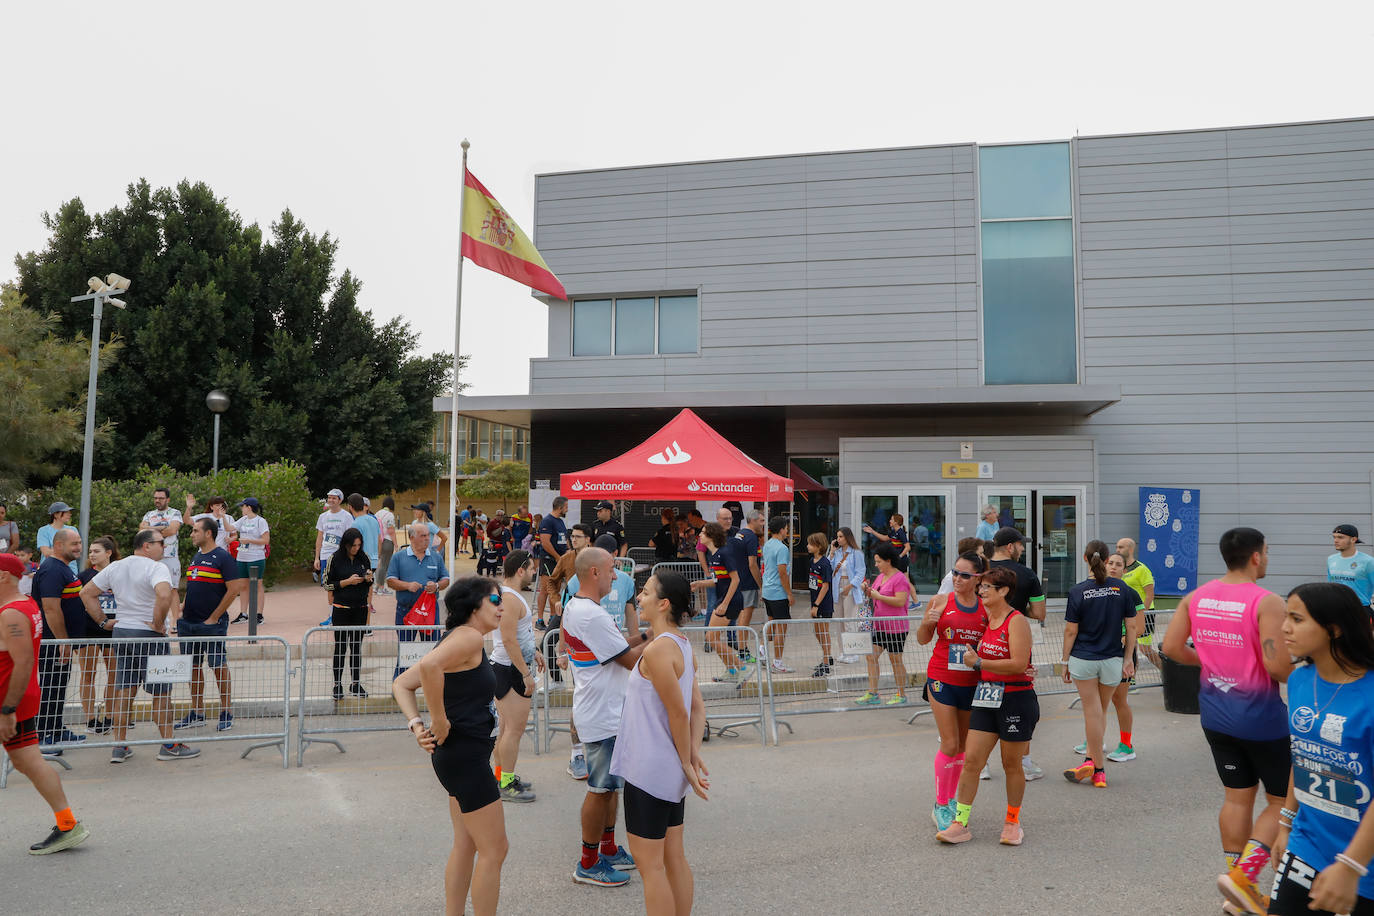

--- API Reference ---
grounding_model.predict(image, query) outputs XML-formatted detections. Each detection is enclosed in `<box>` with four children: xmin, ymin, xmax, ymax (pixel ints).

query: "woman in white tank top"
<box><xmin>610</xmin><ymin>570</ymin><xmax>709</xmax><ymax>915</ymax></box>
<box><xmin>491</xmin><ymin>551</ymin><xmax>543</xmax><ymax>800</ymax></box>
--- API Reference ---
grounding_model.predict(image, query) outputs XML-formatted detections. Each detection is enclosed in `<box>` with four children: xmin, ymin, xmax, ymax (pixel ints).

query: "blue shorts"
<box><xmin>926</xmin><ymin>678</ymin><xmax>977</xmax><ymax>711</ymax></box>
<box><xmin>584</xmin><ymin>736</ymin><xmax>623</xmax><ymax>794</ymax></box>
<box><xmin>112</xmin><ymin>627</ymin><xmax>173</xmax><ymax>696</ymax></box>
<box><xmin>179</xmin><ymin>618</ymin><xmax>229</xmax><ymax>668</ymax></box>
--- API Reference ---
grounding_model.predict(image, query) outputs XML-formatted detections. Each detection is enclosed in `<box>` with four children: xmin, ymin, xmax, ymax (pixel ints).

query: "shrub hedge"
<box><xmin>5</xmin><ymin>461</ymin><xmax>316</xmax><ymax>587</ymax></box>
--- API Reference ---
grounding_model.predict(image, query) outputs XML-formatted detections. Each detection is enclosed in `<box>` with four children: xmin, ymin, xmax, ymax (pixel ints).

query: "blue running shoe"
<box><xmin>573</xmin><ymin>855</ymin><xmax>631</xmax><ymax>887</ymax></box>
<box><xmin>603</xmin><ymin>845</ymin><xmax>636</xmax><ymax>871</ymax></box>
<box><xmin>567</xmin><ymin>754</ymin><xmax>589</xmax><ymax>780</ymax></box>
<box><xmin>174</xmin><ymin>712</ymin><xmax>205</xmax><ymax>730</ymax></box>
<box><xmin>932</xmin><ymin>801</ymin><xmax>957</xmax><ymax>832</ymax></box>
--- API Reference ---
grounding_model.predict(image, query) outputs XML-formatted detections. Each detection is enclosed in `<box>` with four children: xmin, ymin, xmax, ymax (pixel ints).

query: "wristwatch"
<box><xmin>1</xmin><ymin>705</ymin><xmax>16</xmax><ymax>715</ymax></box>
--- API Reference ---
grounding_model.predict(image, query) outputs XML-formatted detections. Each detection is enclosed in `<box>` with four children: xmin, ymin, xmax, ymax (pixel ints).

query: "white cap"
<box><xmin>327</xmin><ymin>488</ymin><xmax>344</xmax><ymax>499</ymax></box>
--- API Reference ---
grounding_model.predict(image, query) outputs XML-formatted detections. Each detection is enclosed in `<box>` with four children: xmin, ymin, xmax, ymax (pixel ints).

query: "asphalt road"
<box><xmin>3</xmin><ymin>690</ymin><xmax>1235</xmax><ymax>914</ymax></box>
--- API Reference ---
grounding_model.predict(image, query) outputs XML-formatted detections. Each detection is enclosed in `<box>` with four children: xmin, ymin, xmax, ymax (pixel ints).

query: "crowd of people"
<box><xmin>6</xmin><ymin>490</ymin><xmax>1374</xmax><ymax>916</ymax></box>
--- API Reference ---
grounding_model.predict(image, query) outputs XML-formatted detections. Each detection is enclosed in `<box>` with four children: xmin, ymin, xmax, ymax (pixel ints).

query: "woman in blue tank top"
<box><xmin>1270</xmin><ymin>582</ymin><xmax>1374</xmax><ymax>916</ymax></box>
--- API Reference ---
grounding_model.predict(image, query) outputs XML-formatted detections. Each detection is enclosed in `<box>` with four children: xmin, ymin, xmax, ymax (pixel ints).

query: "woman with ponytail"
<box><xmin>1060</xmin><ymin>539</ymin><xmax>1145</xmax><ymax>789</ymax></box>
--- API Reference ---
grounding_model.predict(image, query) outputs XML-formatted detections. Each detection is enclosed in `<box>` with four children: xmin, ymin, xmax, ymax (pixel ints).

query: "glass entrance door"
<box><xmin>852</xmin><ymin>487</ymin><xmax>955</xmax><ymax>594</ymax></box>
<box><xmin>1036</xmin><ymin>490</ymin><xmax>1082</xmax><ymax>599</ymax></box>
<box><xmin>982</xmin><ymin>490</ymin><xmax>1030</xmax><ymax>541</ymax></box>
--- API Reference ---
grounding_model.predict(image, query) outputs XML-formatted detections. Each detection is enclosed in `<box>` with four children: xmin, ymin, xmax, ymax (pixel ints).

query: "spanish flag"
<box><xmin>460</xmin><ymin>170</ymin><xmax>567</xmax><ymax>300</ymax></box>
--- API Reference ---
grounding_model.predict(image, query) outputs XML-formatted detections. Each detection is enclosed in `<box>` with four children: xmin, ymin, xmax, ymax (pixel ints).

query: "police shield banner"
<box><xmin>1138</xmin><ymin>487</ymin><xmax>1200</xmax><ymax>596</ymax></box>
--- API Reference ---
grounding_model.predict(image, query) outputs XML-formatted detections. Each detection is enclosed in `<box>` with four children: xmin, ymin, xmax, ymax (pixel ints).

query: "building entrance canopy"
<box><xmin>559</xmin><ymin>408</ymin><xmax>794</xmax><ymax>501</ymax></box>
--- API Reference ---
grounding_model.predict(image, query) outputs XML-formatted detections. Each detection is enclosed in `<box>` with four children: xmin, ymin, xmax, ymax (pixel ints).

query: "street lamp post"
<box><xmin>206</xmin><ymin>390</ymin><xmax>230</xmax><ymax>475</ymax></box>
<box><xmin>69</xmin><ymin>274</ymin><xmax>130</xmax><ymax>561</ymax></box>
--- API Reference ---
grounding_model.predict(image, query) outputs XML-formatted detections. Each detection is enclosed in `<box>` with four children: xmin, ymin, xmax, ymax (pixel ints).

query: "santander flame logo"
<box><xmin>570</xmin><ymin>480</ymin><xmax>583</xmax><ymax>492</ymax></box>
<box><xmin>686</xmin><ymin>480</ymin><xmax>701</xmax><ymax>492</ymax></box>
<box><xmin>647</xmin><ymin>440</ymin><xmax>691</xmax><ymax>466</ymax></box>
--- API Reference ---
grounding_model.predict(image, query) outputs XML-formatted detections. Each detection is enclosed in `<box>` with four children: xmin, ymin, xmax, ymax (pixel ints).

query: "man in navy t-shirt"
<box><xmin>175</xmin><ymin>518</ymin><xmax>243</xmax><ymax>731</ymax></box>
<box><xmin>536</xmin><ymin>497</ymin><xmax>570</xmax><ymax>627</ymax></box>
<box><xmin>33</xmin><ymin>528</ymin><xmax>101</xmax><ymax>748</ymax></box>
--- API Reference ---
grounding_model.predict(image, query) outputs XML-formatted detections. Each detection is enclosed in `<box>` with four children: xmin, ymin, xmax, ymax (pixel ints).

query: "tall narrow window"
<box><xmin>572</xmin><ymin>299</ymin><xmax>612</xmax><ymax>356</ymax></box>
<box><xmin>978</xmin><ymin>143</ymin><xmax>1077</xmax><ymax>385</ymax></box>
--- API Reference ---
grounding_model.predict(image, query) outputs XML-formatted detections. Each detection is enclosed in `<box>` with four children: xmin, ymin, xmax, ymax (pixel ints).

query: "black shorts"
<box><xmin>873</xmin><ymin>630</ymin><xmax>907</xmax><ymax>655</ymax></box>
<box><xmin>431</xmin><ymin>735</ymin><xmax>499</xmax><ymax>813</ymax></box>
<box><xmin>624</xmin><ymin>780</ymin><xmax>685</xmax><ymax>841</ymax></box>
<box><xmin>491</xmin><ymin>661</ymin><xmax>530</xmax><ymax>700</ymax></box>
<box><xmin>3</xmin><ymin>716</ymin><xmax>38</xmax><ymax>752</ymax></box>
<box><xmin>1203</xmin><ymin>727</ymin><xmax>1291</xmax><ymax>796</ymax></box>
<box><xmin>712</xmin><ymin>601</ymin><xmax>741</xmax><ymax>622</ymax></box>
<box><xmin>969</xmin><ymin>689</ymin><xmax>1039</xmax><ymax>743</ymax></box>
<box><xmin>539</xmin><ymin>555</ymin><xmax>558</xmax><ymax>577</ymax></box>
<box><xmin>1269</xmin><ymin>849</ymin><xmax>1374</xmax><ymax>915</ymax></box>
<box><xmin>764</xmin><ymin>598</ymin><xmax>791</xmax><ymax>620</ymax></box>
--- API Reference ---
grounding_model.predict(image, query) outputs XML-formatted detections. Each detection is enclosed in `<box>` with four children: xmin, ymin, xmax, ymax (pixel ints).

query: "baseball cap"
<box><xmin>410</xmin><ymin>502</ymin><xmax>432</xmax><ymax>512</ymax></box>
<box><xmin>327</xmin><ymin>488</ymin><xmax>344</xmax><ymax>499</ymax></box>
<box><xmin>236</xmin><ymin>497</ymin><xmax>261</xmax><ymax>511</ymax></box>
<box><xmin>47</xmin><ymin>501</ymin><xmax>73</xmax><ymax>515</ymax></box>
<box><xmin>1334</xmin><ymin>524</ymin><xmax>1363</xmax><ymax>543</ymax></box>
<box><xmin>593</xmin><ymin>500</ymin><xmax>614</xmax><ymax>511</ymax></box>
<box><xmin>993</xmin><ymin>526</ymin><xmax>1028</xmax><ymax>547</ymax></box>
<box><xmin>0</xmin><ymin>553</ymin><xmax>24</xmax><ymax>578</ymax></box>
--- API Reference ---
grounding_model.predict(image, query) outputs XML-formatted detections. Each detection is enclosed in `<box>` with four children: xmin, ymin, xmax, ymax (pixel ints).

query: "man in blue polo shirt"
<box><xmin>175</xmin><ymin>518</ymin><xmax>244</xmax><ymax>732</ymax></box>
<box><xmin>1329</xmin><ymin>523</ymin><xmax>1374</xmax><ymax>611</ymax></box>
<box><xmin>386</xmin><ymin>522</ymin><xmax>451</xmax><ymax>677</ymax></box>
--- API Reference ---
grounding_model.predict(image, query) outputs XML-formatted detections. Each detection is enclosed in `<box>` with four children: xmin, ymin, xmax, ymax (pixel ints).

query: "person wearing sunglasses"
<box><xmin>393</xmin><ymin>576</ymin><xmax>508</xmax><ymax>916</ymax></box>
<box><xmin>917</xmin><ymin>551</ymin><xmax>989</xmax><ymax>832</ymax></box>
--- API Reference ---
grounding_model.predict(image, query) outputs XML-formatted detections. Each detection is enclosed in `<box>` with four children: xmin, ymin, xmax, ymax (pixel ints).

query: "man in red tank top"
<box><xmin>0</xmin><ymin>553</ymin><xmax>89</xmax><ymax>855</ymax></box>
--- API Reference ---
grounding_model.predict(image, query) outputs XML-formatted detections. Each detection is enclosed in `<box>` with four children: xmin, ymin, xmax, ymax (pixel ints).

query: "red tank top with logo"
<box><xmin>0</xmin><ymin>597</ymin><xmax>43</xmax><ymax>719</ymax></box>
<box><xmin>977</xmin><ymin>609</ymin><xmax>1033</xmax><ymax>692</ymax></box>
<box><xmin>927</xmin><ymin>594</ymin><xmax>988</xmax><ymax>687</ymax></box>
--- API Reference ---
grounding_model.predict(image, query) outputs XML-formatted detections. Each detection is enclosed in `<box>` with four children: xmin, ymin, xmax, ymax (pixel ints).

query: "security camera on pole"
<box><xmin>70</xmin><ymin>274</ymin><xmax>130</xmax><ymax>566</ymax></box>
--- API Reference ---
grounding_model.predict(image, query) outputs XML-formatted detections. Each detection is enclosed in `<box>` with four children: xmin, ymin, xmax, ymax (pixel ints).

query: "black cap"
<box><xmin>993</xmin><ymin>526</ymin><xmax>1028</xmax><ymax>547</ymax></box>
<box><xmin>1334</xmin><ymin>524</ymin><xmax>1363</xmax><ymax>543</ymax></box>
<box><xmin>593</xmin><ymin>500</ymin><xmax>614</xmax><ymax>511</ymax></box>
<box><xmin>236</xmin><ymin>497</ymin><xmax>260</xmax><ymax>510</ymax></box>
<box><xmin>409</xmin><ymin>502</ymin><xmax>431</xmax><ymax>512</ymax></box>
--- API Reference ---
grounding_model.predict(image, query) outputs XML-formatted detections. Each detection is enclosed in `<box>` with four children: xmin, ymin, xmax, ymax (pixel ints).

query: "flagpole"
<box><xmin>449</xmin><ymin>138</ymin><xmax>469</xmax><ymax>574</ymax></box>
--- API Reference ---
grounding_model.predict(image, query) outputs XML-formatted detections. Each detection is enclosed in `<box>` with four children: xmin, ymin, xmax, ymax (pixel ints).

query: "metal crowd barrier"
<box><xmin>627</xmin><ymin>547</ymin><xmax>659</xmax><ymax>567</ymax></box>
<box><xmin>761</xmin><ymin>613</ymin><xmax>933</xmax><ymax>744</ymax></box>
<box><xmin>295</xmin><ymin>625</ymin><xmax>538</xmax><ymax>767</ymax></box>
<box><xmin>537</xmin><ymin>624</ymin><xmax>767</xmax><ymax>751</ymax></box>
<box><xmin>2</xmin><ymin>634</ymin><xmax>291</xmax><ymax>782</ymax></box>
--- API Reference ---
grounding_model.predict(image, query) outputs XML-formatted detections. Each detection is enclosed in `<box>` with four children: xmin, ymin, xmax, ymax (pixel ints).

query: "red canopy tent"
<box><xmin>559</xmin><ymin>409</ymin><xmax>794</xmax><ymax>501</ymax></box>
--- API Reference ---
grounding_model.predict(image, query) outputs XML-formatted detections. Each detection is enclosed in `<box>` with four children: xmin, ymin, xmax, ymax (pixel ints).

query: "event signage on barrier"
<box><xmin>146</xmin><ymin>655</ymin><xmax>193</xmax><ymax>685</ymax></box>
<box><xmin>1138</xmin><ymin>486</ymin><xmax>1200</xmax><ymax>595</ymax></box>
<box><xmin>840</xmin><ymin>632</ymin><xmax>873</xmax><ymax>656</ymax></box>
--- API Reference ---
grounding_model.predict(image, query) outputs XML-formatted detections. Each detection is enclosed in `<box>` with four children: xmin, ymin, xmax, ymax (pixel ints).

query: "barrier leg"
<box><xmin>0</xmin><ymin>748</ymin><xmax>10</xmax><ymax>787</ymax></box>
<box><xmin>907</xmin><ymin>707</ymin><xmax>933</xmax><ymax>725</ymax></box>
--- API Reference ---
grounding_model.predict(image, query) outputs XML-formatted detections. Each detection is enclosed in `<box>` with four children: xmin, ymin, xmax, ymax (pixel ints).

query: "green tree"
<box><xmin>0</xmin><ymin>284</ymin><xmax>120</xmax><ymax>492</ymax></box>
<box><xmin>458</xmin><ymin>461</ymin><xmax>530</xmax><ymax>510</ymax></box>
<box><xmin>14</xmin><ymin>179</ymin><xmax>460</xmax><ymax>495</ymax></box>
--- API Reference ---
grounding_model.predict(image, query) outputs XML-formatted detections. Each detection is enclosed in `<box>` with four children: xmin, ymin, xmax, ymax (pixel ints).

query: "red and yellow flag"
<box><xmin>460</xmin><ymin>170</ymin><xmax>567</xmax><ymax>300</ymax></box>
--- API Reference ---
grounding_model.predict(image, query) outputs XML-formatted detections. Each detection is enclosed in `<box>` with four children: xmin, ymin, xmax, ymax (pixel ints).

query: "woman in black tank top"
<box><xmin>393</xmin><ymin>576</ymin><xmax>508</xmax><ymax>916</ymax></box>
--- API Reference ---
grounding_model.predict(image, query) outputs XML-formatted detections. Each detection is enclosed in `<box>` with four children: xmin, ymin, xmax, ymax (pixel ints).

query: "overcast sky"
<box><xmin>5</xmin><ymin>1</ymin><xmax>1371</xmax><ymax>396</ymax></box>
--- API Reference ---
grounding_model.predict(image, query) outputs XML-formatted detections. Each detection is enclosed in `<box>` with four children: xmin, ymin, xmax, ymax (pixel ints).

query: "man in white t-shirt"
<box><xmin>140</xmin><ymin>487</ymin><xmax>184</xmax><ymax>582</ymax></box>
<box><xmin>314</xmin><ymin>489</ymin><xmax>351</xmax><ymax>622</ymax></box>
<box><xmin>79</xmin><ymin>529</ymin><xmax>199</xmax><ymax>763</ymax></box>
<box><xmin>562</xmin><ymin>547</ymin><xmax>647</xmax><ymax>887</ymax></box>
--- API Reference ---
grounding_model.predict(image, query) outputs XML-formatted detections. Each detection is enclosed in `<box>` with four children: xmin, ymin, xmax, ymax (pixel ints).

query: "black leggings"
<box><xmin>332</xmin><ymin>606</ymin><xmax>366</xmax><ymax>684</ymax></box>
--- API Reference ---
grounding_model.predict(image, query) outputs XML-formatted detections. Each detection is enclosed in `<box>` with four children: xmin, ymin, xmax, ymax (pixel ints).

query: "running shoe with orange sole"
<box><xmin>1063</xmin><ymin>761</ymin><xmax>1093</xmax><ymax>783</ymax></box>
<box><xmin>1091</xmin><ymin>769</ymin><xmax>1107</xmax><ymax>788</ymax></box>
<box><xmin>1221</xmin><ymin>894</ymin><xmax>1269</xmax><ymax>916</ymax></box>
<box><xmin>1217</xmin><ymin>866</ymin><xmax>1267</xmax><ymax>914</ymax></box>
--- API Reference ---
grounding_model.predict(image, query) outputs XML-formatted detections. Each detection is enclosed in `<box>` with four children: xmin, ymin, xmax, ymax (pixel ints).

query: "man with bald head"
<box><xmin>386</xmin><ymin>522</ymin><xmax>451</xmax><ymax>678</ymax></box>
<box><xmin>561</xmin><ymin>546</ymin><xmax>649</xmax><ymax>887</ymax></box>
<box><xmin>1115</xmin><ymin>537</ymin><xmax>1157</xmax><ymax>666</ymax></box>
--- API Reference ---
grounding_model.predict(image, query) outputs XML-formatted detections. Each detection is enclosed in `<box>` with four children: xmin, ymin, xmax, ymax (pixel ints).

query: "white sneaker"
<box><xmin>771</xmin><ymin>661</ymin><xmax>794</xmax><ymax>673</ymax></box>
<box><xmin>979</xmin><ymin>764</ymin><xmax>992</xmax><ymax>780</ymax></box>
<box><xmin>1022</xmin><ymin>759</ymin><xmax>1045</xmax><ymax>781</ymax></box>
<box><xmin>837</xmin><ymin>654</ymin><xmax>860</xmax><ymax>665</ymax></box>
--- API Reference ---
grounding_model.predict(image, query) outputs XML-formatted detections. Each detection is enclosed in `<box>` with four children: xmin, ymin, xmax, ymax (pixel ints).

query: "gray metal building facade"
<box><xmin>456</xmin><ymin>116</ymin><xmax>1374</xmax><ymax>598</ymax></box>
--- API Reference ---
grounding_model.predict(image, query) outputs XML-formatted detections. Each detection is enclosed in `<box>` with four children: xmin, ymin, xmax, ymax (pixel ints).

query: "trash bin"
<box><xmin>1160</xmin><ymin>652</ymin><xmax>1201</xmax><ymax>715</ymax></box>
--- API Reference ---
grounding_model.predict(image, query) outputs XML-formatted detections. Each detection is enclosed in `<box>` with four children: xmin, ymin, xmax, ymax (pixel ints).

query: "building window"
<box><xmin>571</xmin><ymin>294</ymin><xmax>698</xmax><ymax>356</ymax></box>
<box><xmin>978</xmin><ymin>143</ymin><xmax>1077</xmax><ymax>385</ymax></box>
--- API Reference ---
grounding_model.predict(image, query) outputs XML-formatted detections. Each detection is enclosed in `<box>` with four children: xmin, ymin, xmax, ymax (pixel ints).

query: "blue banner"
<box><xmin>1138</xmin><ymin>487</ymin><xmax>1200</xmax><ymax>596</ymax></box>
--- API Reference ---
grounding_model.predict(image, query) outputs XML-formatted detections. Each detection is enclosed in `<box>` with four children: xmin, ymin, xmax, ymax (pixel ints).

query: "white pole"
<box><xmin>77</xmin><ymin>295</ymin><xmax>104</xmax><ymax>566</ymax></box>
<box><xmin>448</xmin><ymin>139</ymin><xmax>470</xmax><ymax>573</ymax></box>
<box><xmin>212</xmin><ymin>413</ymin><xmax>221</xmax><ymax>476</ymax></box>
